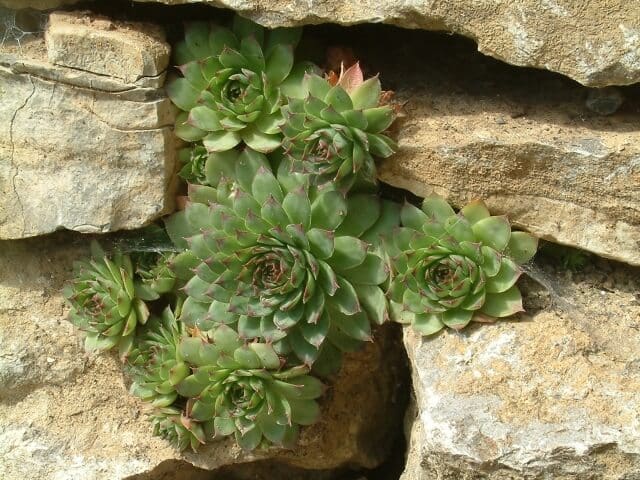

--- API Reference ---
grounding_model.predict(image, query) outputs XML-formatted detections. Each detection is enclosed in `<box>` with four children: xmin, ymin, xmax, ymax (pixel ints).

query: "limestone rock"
<box><xmin>400</xmin><ymin>259</ymin><xmax>640</xmax><ymax>479</ymax></box>
<box><xmin>0</xmin><ymin>234</ymin><xmax>406</xmax><ymax>480</ymax></box>
<box><xmin>131</xmin><ymin>0</ymin><xmax>639</xmax><ymax>87</ymax></box>
<box><xmin>45</xmin><ymin>11</ymin><xmax>170</xmax><ymax>85</ymax></box>
<box><xmin>0</xmin><ymin>19</ymin><xmax>176</xmax><ymax>240</ymax></box>
<box><xmin>372</xmin><ymin>32</ymin><xmax>640</xmax><ymax>266</ymax></box>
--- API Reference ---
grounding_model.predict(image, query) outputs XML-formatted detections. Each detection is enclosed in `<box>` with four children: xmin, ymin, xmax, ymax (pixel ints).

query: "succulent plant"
<box><xmin>178</xmin><ymin>145</ymin><xmax>209</xmax><ymax>185</ymax></box>
<box><xmin>281</xmin><ymin>63</ymin><xmax>397</xmax><ymax>191</ymax></box>
<box><xmin>176</xmin><ymin>325</ymin><xmax>323</xmax><ymax>450</ymax></box>
<box><xmin>64</xmin><ymin>242</ymin><xmax>156</xmax><ymax>361</ymax></box>
<box><xmin>137</xmin><ymin>253</ymin><xmax>178</xmax><ymax>296</ymax></box>
<box><xmin>165</xmin><ymin>148</ymin><xmax>396</xmax><ymax>372</ymax></box>
<box><xmin>149</xmin><ymin>406</ymin><xmax>211</xmax><ymax>452</ymax></box>
<box><xmin>167</xmin><ymin>16</ymin><xmax>317</xmax><ymax>154</ymax></box>
<box><xmin>129</xmin><ymin>308</ymin><xmax>188</xmax><ymax>407</ymax></box>
<box><xmin>386</xmin><ymin>195</ymin><xmax>538</xmax><ymax>335</ymax></box>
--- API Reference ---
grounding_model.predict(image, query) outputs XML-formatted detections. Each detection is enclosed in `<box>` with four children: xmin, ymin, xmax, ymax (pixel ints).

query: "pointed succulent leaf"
<box><xmin>232</xmin><ymin>15</ymin><xmax>265</xmax><ymax>45</ymax></box>
<box><xmin>480</xmin><ymin>286</ymin><xmax>524</xmax><ymax>318</ymax></box>
<box><xmin>485</xmin><ymin>257</ymin><xmax>521</xmax><ymax>294</ymax></box>
<box><xmin>265</xmin><ymin>43</ymin><xmax>294</xmax><ymax>85</ymax></box>
<box><xmin>242</xmin><ymin>127</ymin><xmax>282</xmax><ymax>153</ymax></box>
<box><xmin>350</xmin><ymin>76</ymin><xmax>381</xmax><ymax>110</ymax></box>
<box><xmin>506</xmin><ymin>231</ymin><xmax>538</xmax><ymax>265</ymax></box>
<box><xmin>331</xmin><ymin>236</ymin><xmax>368</xmax><ymax>270</ymax></box>
<box><xmin>282</xmin><ymin>188</ymin><xmax>311</xmax><ymax>228</ymax></box>
<box><xmin>310</xmin><ymin>190</ymin><xmax>347</xmax><ymax>230</ymax></box>
<box><xmin>472</xmin><ymin>215</ymin><xmax>511</xmax><ymax>252</ymax></box>
<box><xmin>421</xmin><ymin>194</ymin><xmax>456</xmax><ymax>223</ymax></box>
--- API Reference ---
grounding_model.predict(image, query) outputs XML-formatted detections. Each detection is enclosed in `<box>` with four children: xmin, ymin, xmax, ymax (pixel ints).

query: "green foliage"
<box><xmin>167</xmin><ymin>18</ymin><xmax>317</xmax><ymax>154</ymax></box>
<box><xmin>176</xmin><ymin>325</ymin><xmax>323</xmax><ymax>450</ymax></box>
<box><xmin>64</xmin><ymin>14</ymin><xmax>539</xmax><ymax>455</ymax></box>
<box><xmin>128</xmin><ymin>308</ymin><xmax>187</xmax><ymax>408</ymax></box>
<box><xmin>177</xmin><ymin>145</ymin><xmax>209</xmax><ymax>185</ymax></box>
<box><xmin>64</xmin><ymin>241</ymin><xmax>156</xmax><ymax>361</ymax></box>
<box><xmin>281</xmin><ymin>63</ymin><xmax>397</xmax><ymax>191</ymax></box>
<box><xmin>137</xmin><ymin>253</ymin><xmax>178</xmax><ymax>295</ymax></box>
<box><xmin>149</xmin><ymin>406</ymin><xmax>210</xmax><ymax>452</ymax></box>
<box><xmin>166</xmin><ymin>148</ymin><xmax>394</xmax><ymax>373</ymax></box>
<box><xmin>130</xmin><ymin>310</ymin><xmax>322</xmax><ymax>451</ymax></box>
<box><xmin>385</xmin><ymin>196</ymin><xmax>538</xmax><ymax>335</ymax></box>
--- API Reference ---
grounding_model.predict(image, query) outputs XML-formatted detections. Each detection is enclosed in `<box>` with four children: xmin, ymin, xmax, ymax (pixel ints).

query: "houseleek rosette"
<box><xmin>168</xmin><ymin>16</ymin><xmax>316</xmax><ymax>153</ymax></box>
<box><xmin>177</xmin><ymin>145</ymin><xmax>209</xmax><ymax>185</ymax></box>
<box><xmin>137</xmin><ymin>253</ymin><xmax>178</xmax><ymax>295</ymax></box>
<box><xmin>281</xmin><ymin>63</ymin><xmax>396</xmax><ymax>191</ymax></box>
<box><xmin>174</xmin><ymin>325</ymin><xmax>323</xmax><ymax>450</ymax></box>
<box><xmin>149</xmin><ymin>406</ymin><xmax>211</xmax><ymax>452</ymax></box>
<box><xmin>165</xmin><ymin>149</ymin><xmax>396</xmax><ymax>371</ymax></box>
<box><xmin>64</xmin><ymin>242</ymin><xmax>156</xmax><ymax>361</ymax></box>
<box><xmin>129</xmin><ymin>308</ymin><xmax>188</xmax><ymax>408</ymax></box>
<box><xmin>386</xmin><ymin>195</ymin><xmax>538</xmax><ymax>335</ymax></box>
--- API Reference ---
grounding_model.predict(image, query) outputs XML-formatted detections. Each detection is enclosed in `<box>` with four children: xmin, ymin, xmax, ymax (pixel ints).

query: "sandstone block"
<box><xmin>134</xmin><ymin>0</ymin><xmax>640</xmax><ymax>87</ymax></box>
<box><xmin>0</xmin><ymin>0</ymin><xmax>80</xmax><ymax>9</ymax></box>
<box><xmin>0</xmin><ymin>26</ymin><xmax>176</xmax><ymax>240</ymax></box>
<box><xmin>46</xmin><ymin>11</ymin><xmax>170</xmax><ymax>85</ymax></box>
<box><xmin>373</xmin><ymin>33</ymin><xmax>640</xmax><ymax>266</ymax></box>
<box><xmin>400</xmin><ymin>261</ymin><xmax>640</xmax><ymax>479</ymax></box>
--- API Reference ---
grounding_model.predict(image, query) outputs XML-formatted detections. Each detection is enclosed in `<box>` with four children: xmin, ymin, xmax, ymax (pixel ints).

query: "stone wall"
<box><xmin>0</xmin><ymin>3</ymin><xmax>638</xmax><ymax>480</ymax></box>
<box><xmin>0</xmin><ymin>11</ymin><xmax>176</xmax><ymax>239</ymax></box>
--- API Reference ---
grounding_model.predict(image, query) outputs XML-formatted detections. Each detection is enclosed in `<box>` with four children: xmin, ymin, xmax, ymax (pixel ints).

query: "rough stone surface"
<box><xmin>0</xmin><ymin>30</ymin><xmax>177</xmax><ymax>240</ymax></box>
<box><xmin>132</xmin><ymin>0</ymin><xmax>640</xmax><ymax>87</ymax></box>
<box><xmin>400</xmin><ymin>257</ymin><xmax>640</xmax><ymax>479</ymax></box>
<box><xmin>0</xmin><ymin>0</ymin><xmax>80</xmax><ymax>9</ymax></box>
<box><xmin>0</xmin><ymin>234</ymin><xmax>407</xmax><ymax>480</ymax></box>
<box><xmin>368</xmin><ymin>31</ymin><xmax>640</xmax><ymax>266</ymax></box>
<box><xmin>46</xmin><ymin>11</ymin><xmax>170</xmax><ymax>85</ymax></box>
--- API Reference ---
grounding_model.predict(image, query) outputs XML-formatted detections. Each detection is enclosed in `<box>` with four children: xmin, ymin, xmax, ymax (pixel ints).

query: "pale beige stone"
<box><xmin>0</xmin><ymin>33</ymin><xmax>176</xmax><ymax>240</ymax></box>
<box><xmin>400</xmin><ymin>261</ymin><xmax>640</xmax><ymax>479</ymax></box>
<box><xmin>375</xmin><ymin>33</ymin><xmax>640</xmax><ymax>266</ymax></box>
<box><xmin>46</xmin><ymin>11</ymin><xmax>170</xmax><ymax>85</ymax></box>
<box><xmin>132</xmin><ymin>0</ymin><xmax>640</xmax><ymax>87</ymax></box>
<box><xmin>0</xmin><ymin>0</ymin><xmax>81</xmax><ymax>9</ymax></box>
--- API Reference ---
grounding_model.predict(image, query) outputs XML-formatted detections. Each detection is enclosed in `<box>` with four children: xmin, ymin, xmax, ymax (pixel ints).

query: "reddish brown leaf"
<box><xmin>337</xmin><ymin>61</ymin><xmax>364</xmax><ymax>93</ymax></box>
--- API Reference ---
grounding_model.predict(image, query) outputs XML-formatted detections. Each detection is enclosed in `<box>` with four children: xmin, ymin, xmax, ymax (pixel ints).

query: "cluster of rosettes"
<box><xmin>168</xmin><ymin>17</ymin><xmax>396</xmax><ymax>191</ymax></box>
<box><xmin>166</xmin><ymin>149</ymin><xmax>395</xmax><ymax>374</ymax></box>
<box><xmin>64</xmin><ymin>14</ymin><xmax>539</xmax><ymax>455</ymax></box>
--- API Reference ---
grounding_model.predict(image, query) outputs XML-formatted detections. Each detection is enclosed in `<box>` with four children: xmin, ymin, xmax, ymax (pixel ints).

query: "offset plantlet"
<box><xmin>177</xmin><ymin>145</ymin><xmax>210</xmax><ymax>185</ymax></box>
<box><xmin>129</xmin><ymin>308</ymin><xmax>188</xmax><ymax>407</ymax></box>
<box><xmin>281</xmin><ymin>62</ymin><xmax>397</xmax><ymax>191</ymax></box>
<box><xmin>64</xmin><ymin>242</ymin><xmax>157</xmax><ymax>361</ymax></box>
<box><xmin>386</xmin><ymin>195</ymin><xmax>538</xmax><ymax>335</ymax></box>
<box><xmin>168</xmin><ymin>16</ymin><xmax>317</xmax><ymax>153</ymax></box>
<box><xmin>174</xmin><ymin>325</ymin><xmax>323</xmax><ymax>450</ymax></box>
<box><xmin>137</xmin><ymin>253</ymin><xmax>178</xmax><ymax>296</ymax></box>
<box><xmin>166</xmin><ymin>148</ymin><xmax>396</xmax><ymax>372</ymax></box>
<box><xmin>149</xmin><ymin>406</ymin><xmax>210</xmax><ymax>452</ymax></box>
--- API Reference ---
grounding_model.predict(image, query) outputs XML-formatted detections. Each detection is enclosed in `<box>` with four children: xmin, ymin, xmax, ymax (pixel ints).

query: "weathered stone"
<box><xmin>371</xmin><ymin>32</ymin><xmax>640</xmax><ymax>266</ymax></box>
<box><xmin>131</xmin><ymin>0</ymin><xmax>640</xmax><ymax>87</ymax></box>
<box><xmin>0</xmin><ymin>234</ymin><xmax>406</xmax><ymax>480</ymax></box>
<box><xmin>0</xmin><ymin>0</ymin><xmax>80</xmax><ymax>9</ymax></box>
<box><xmin>0</xmin><ymin>27</ymin><xmax>177</xmax><ymax>240</ymax></box>
<box><xmin>400</xmin><ymin>259</ymin><xmax>640</xmax><ymax>479</ymax></box>
<box><xmin>46</xmin><ymin>11</ymin><xmax>170</xmax><ymax>85</ymax></box>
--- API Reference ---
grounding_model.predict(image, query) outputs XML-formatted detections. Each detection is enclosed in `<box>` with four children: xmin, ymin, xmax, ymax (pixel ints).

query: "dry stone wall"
<box><xmin>0</xmin><ymin>11</ymin><xmax>176</xmax><ymax>239</ymax></box>
<box><xmin>0</xmin><ymin>3</ymin><xmax>638</xmax><ymax>480</ymax></box>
